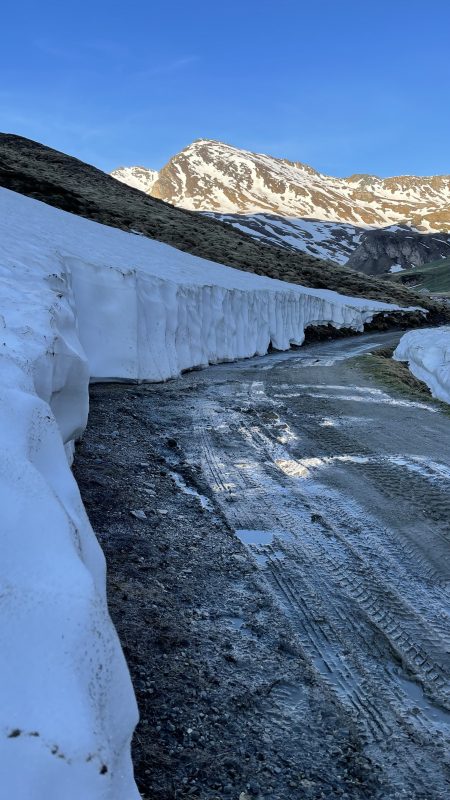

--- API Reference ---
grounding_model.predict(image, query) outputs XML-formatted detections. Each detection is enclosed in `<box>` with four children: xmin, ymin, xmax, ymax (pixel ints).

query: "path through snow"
<box><xmin>76</xmin><ymin>332</ymin><xmax>450</xmax><ymax>799</ymax></box>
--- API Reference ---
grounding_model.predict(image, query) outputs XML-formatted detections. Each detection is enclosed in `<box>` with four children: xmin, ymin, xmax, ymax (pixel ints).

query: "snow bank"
<box><xmin>1</xmin><ymin>188</ymin><xmax>421</xmax><ymax>383</ymax></box>
<box><xmin>394</xmin><ymin>327</ymin><xmax>450</xmax><ymax>404</ymax></box>
<box><xmin>0</xmin><ymin>191</ymin><xmax>139</xmax><ymax>798</ymax></box>
<box><xmin>0</xmin><ymin>185</ymin><xmax>422</xmax><ymax>798</ymax></box>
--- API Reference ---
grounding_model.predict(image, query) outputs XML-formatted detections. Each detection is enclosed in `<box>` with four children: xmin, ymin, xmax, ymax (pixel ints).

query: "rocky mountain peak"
<box><xmin>111</xmin><ymin>165</ymin><xmax>158</xmax><ymax>194</ymax></box>
<box><xmin>110</xmin><ymin>139</ymin><xmax>450</xmax><ymax>272</ymax></box>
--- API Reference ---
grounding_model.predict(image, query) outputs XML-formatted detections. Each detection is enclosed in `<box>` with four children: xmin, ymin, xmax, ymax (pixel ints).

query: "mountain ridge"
<box><xmin>112</xmin><ymin>138</ymin><xmax>450</xmax><ymax>230</ymax></box>
<box><xmin>111</xmin><ymin>139</ymin><xmax>450</xmax><ymax>272</ymax></box>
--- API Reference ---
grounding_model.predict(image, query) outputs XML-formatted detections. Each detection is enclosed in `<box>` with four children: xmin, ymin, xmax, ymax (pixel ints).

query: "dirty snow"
<box><xmin>394</xmin><ymin>327</ymin><xmax>450</xmax><ymax>404</ymax></box>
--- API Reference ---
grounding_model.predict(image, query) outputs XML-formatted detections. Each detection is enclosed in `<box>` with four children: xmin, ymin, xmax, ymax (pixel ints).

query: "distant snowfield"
<box><xmin>394</xmin><ymin>328</ymin><xmax>450</xmax><ymax>404</ymax></box>
<box><xmin>206</xmin><ymin>212</ymin><xmax>365</xmax><ymax>264</ymax></box>
<box><xmin>0</xmin><ymin>186</ymin><xmax>422</xmax><ymax>798</ymax></box>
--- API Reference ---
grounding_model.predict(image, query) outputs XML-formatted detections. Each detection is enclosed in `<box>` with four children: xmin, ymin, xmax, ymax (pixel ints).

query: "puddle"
<box><xmin>236</xmin><ymin>529</ymin><xmax>275</xmax><ymax>546</ymax></box>
<box><xmin>392</xmin><ymin>670</ymin><xmax>450</xmax><ymax>729</ymax></box>
<box><xmin>225</xmin><ymin>616</ymin><xmax>256</xmax><ymax>638</ymax></box>
<box><xmin>170</xmin><ymin>470</ymin><xmax>213</xmax><ymax>510</ymax></box>
<box><xmin>271</xmin><ymin>682</ymin><xmax>305</xmax><ymax>711</ymax></box>
<box><xmin>299</xmin><ymin>392</ymin><xmax>437</xmax><ymax>412</ymax></box>
<box><xmin>275</xmin><ymin>452</ymin><xmax>450</xmax><ymax>485</ymax></box>
<box><xmin>228</xmin><ymin>616</ymin><xmax>245</xmax><ymax>631</ymax></box>
<box><xmin>320</xmin><ymin>415</ymin><xmax>371</xmax><ymax>428</ymax></box>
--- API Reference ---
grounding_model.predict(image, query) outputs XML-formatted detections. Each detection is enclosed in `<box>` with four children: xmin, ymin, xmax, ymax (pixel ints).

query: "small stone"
<box><xmin>130</xmin><ymin>509</ymin><xmax>147</xmax><ymax>520</ymax></box>
<box><xmin>157</xmin><ymin>509</ymin><xmax>169</xmax><ymax>515</ymax></box>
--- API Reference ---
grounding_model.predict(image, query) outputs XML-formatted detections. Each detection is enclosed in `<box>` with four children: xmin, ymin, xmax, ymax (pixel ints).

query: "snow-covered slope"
<box><xmin>112</xmin><ymin>139</ymin><xmax>450</xmax><ymax>266</ymax></box>
<box><xmin>206</xmin><ymin>213</ymin><xmax>365</xmax><ymax>264</ymax></box>
<box><xmin>111</xmin><ymin>165</ymin><xmax>158</xmax><ymax>193</ymax></box>
<box><xmin>0</xmin><ymin>185</ymin><xmax>423</xmax><ymax>797</ymax></box>
<box><xmin>394</xmin><ymin>327</ymin><xmax>450</xmax><ymax>404</ymax></box>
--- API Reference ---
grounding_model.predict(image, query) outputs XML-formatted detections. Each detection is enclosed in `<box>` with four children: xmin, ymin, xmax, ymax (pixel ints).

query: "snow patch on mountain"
<box><xmin>394</xmin><ymin>327</ymin><xmax>450</xmax><ymax>404</ymax></box>
<box><xmin>111</xmin><ymin>165</ymin><xmax>158</xmax><ymax>193</ymax></box>
<box><xmin>207</xmin><ymin>212</ymin><xmax>365</xmax><ymax>264</ymax></box>
<box><xmin>0</xmin><ymin>185</ymin><xmax>423</xmax><ymax>796</ymax></box>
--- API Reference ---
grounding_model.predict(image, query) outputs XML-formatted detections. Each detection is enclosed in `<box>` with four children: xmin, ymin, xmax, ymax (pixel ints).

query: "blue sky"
<box><xmin>1</xmin><ymin>1</ymin><xmax>449</xmax><ymax>176</ymax></box>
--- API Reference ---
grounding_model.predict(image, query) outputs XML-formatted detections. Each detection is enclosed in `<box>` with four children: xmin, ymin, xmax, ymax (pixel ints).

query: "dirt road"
<box><xmin>74</xmin><ymin>331</ymin><xmax>450</xmax><ymax>800</ymax></box>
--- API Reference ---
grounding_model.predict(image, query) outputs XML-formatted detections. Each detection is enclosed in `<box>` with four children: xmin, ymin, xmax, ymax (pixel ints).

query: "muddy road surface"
<box><xmin>74</xmin><ymin>332</ymin><xmax>450</xmax><ymax>800</ymax></box>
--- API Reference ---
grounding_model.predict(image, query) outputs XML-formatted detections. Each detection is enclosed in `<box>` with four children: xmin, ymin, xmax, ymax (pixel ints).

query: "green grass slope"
<box><xmin>388</xmin><ymin>258</ymin><xmax>450</xmax><ymax>295</ymax></box>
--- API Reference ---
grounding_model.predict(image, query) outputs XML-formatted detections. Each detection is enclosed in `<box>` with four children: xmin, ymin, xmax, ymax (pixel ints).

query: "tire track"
<box><xmin>173</xmin><ymin>338</ymin><xmax>450</xmax><ymax>797</ymax></box>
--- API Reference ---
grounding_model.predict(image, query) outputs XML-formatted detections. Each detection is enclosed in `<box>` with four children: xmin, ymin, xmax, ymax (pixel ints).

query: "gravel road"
<box><xmin>74</xmin><ymin>331</ymin><xmax>450</xmax><ymax>800</ymax></box>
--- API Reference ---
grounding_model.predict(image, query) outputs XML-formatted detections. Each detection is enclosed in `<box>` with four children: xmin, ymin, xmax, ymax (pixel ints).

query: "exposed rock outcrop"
<box><xmin>346</xmin><ymin>229</ymin><xmax>450</xmax><ymax>276</ymax></box>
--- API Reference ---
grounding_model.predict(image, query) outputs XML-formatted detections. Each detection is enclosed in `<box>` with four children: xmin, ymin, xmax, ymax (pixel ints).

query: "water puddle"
<box><xmin>391</xmin><ymin>669</ymin><xmax>450</xmax><ymax>730</ymax></box>
<box><xmin>170</xmin><ymin>470</ymin><xmax>213</xmax><ymax>510</ymax></box>
<box><xmin>236</xmin><ymin>529</ymin><xmax>275</xmax><ymax>546</ymax></box>
<box><xmin>271</xmin><ymin>682</ymin><xmax>305</xmax><ymax>711</ymax></box>
<box><xmin>275</xmin><ymin>452</ymin><xmax>450</xmax><ymax>487</ymax></box>
<box><xmin>319</xmin><ymin>415</ymin><xmax>372</xmax><ymax>428</ymax></box>
<box><xmin>301</xmin><ymin>392</ymin><xmax>437</xmax><ymax>412</ymax></box>
<box><xmin>228</xmin><ymin>616</ymin><xmax>245</xmax><ymax>631</ymax></box>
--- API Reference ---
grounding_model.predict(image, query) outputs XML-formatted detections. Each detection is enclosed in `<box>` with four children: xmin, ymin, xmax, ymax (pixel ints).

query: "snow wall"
<box><xmin>394</xmin><ymin>327</ymin><xmax>450</xmax><ymax>404</ymax></box>
<box><xmin>0</xmin><ymin>187</ymin><xmax>423</xmax><ymax>798</ymax></box>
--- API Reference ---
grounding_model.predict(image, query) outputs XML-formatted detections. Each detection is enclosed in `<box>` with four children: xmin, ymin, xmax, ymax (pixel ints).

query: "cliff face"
<box><xmin>346</xmin><ymin>230</ymin><xmax>450</xmax><ymax>276</ymax></box>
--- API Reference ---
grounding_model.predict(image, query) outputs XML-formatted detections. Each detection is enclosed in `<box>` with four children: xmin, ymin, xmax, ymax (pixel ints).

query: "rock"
<box><xmin>347</xmin><ymin>228</ymin><xmax>450</xmax><ymax>276</ymax></box>
<box><xmin>130</xmin><ymin>509</ymin><xmax>147</xmax><ymax>520</ymax></box>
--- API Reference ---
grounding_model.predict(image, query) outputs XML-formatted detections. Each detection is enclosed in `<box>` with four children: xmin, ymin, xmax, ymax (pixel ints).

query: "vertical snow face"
<box><xmin>69</xmin><ymin>258</ymin><xmax>408</xmax><ymax>383</ymax></box>
<box><xmin>0</xmin><ymin>185</ymin><xmax>422</xmax><ymax>798</ymax></box>
<box><xmin>0</xmin><ymin>190</ymin><xmax>139</xmax><ymax>799</ymax></box>
<box><xmin>394</xmin><ymin>327</ymin><xmax>450</xmax><ymax>404</ymax></box>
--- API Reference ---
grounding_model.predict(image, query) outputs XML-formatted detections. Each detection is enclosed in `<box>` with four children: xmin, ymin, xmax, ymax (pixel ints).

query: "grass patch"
<box><xmin>389</xmin><ymin>258</ymin><xmax>450</xmax><ymax>294</ymax></box>
<box><xmin>356</xmin><ymin>346</ymin><xmax>450</xmax><ymax>416</ymax></box>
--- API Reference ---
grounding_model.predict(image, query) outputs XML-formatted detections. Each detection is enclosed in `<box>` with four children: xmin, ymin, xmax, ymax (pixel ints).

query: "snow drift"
<box><xmin>0</xmin><ymin>185</ymin><xmax>422</xmax><ymax>798</ymax></box>
<box><xmin>394</xmin><ymin>327</ymin><xmax>450</xmax><ymax>404</ymax></box>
